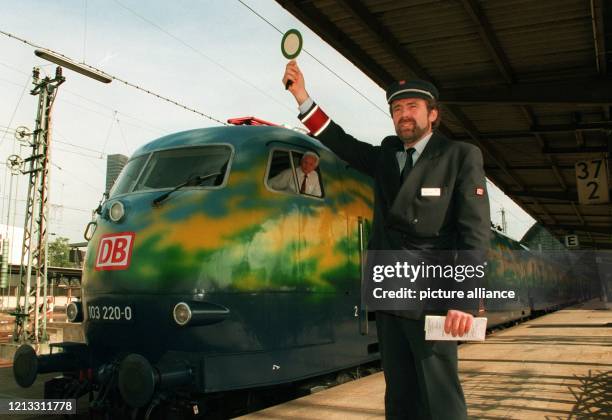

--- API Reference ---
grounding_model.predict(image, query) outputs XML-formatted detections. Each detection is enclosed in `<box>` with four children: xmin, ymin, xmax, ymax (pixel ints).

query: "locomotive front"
<box><xmin>13</xmin><ymin>125</ymin><xmax>378</xmax><ymax>415</ymax></box>
<box><xmin>83</xmin><ymin>130</ymin><xmax>234</xmax><ymax>357</ymax></box>
<box><xmin>13</xmin><ymin>127</ymin><xmax>268</xmax><ymax>412</ymax></box>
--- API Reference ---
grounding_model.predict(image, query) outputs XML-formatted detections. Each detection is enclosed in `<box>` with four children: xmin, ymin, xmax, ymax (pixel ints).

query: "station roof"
<box><xmin>275</xmin><ymin>0</ymin><xmax>612</xmax><ymax>249</ymax></box>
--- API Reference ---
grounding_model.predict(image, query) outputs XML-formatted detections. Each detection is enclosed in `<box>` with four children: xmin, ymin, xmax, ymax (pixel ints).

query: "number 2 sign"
<box><xmin>575</xmin><ymin>159</ymin><xmax>609</xmax><ymax>204</ymax></box>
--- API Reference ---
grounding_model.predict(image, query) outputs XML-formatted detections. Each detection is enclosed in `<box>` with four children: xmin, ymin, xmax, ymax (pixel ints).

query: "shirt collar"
<box><xmin>405</xmin><ymin>131</ymin><xmax>433</xmax><ymax>156</ymax></box>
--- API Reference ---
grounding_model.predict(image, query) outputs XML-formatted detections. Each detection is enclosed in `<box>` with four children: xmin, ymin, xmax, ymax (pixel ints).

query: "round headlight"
<box><xmin>66</xmin><ymin>301</ymin><xmax>82</xmax><ymax>322</ymax></box>
<box><xmin>173</xmin><ymin>302</ymin><xmax>192</xmax><ymax>326</ymax></box>
<box><xmin>109</xmin><ymin>201</ymin><xmax>125</xmax><ymax>222</ymax></box>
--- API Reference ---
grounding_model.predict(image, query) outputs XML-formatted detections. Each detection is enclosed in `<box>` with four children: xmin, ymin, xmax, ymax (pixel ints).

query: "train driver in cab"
<box><xmin>268</xmin><ymin>151</ymin><xmax>322</xmax><ymax>197</ymax></box>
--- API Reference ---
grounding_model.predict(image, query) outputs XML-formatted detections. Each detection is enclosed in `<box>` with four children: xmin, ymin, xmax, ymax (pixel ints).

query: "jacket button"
<box><xmin>412</xmin><ymin>218</ymin><xmax>418</xmax><ymax>224</ymax></box>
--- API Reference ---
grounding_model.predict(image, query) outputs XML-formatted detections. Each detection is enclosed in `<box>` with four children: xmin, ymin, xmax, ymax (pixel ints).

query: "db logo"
<box><xmin>95</xmin><ymin>232</ymin><xmax>135</xmax><ymax>271</ymax></box>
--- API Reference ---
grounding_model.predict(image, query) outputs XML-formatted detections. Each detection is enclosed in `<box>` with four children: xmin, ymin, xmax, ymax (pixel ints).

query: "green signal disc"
<box><xmin>281</xmin><ymin>29</ymin><xmax>303</xmax><ymax>59</ymax></box>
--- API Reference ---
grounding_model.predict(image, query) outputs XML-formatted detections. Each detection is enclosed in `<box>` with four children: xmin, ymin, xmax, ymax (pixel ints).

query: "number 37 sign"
<box><xmin>575</xmin><ymin>159</ymin><xmax>609</xmax><ymax>204</ymax></box>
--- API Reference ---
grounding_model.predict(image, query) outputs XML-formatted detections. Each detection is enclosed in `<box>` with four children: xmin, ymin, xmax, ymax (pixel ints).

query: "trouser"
<box><xmin>376</xmin><ymin>312</ymin><xmax>467</xmax><ymax>420</ymax></box>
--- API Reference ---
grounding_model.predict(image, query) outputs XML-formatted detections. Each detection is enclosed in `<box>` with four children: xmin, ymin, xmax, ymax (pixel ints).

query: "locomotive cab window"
<box><xmin>109</xmin><ymin>154</ymin><xmax>147</xmax><ymax>197</ymax></box>
<box><xmin>266</xmin><ymin>149</ymin><xmax>324</xmax><ymax>198</ymax></box>
<box><xmin>110</xmin><ymin>145</ymin><xmax>231</xmax><ymax>197</ymax></box>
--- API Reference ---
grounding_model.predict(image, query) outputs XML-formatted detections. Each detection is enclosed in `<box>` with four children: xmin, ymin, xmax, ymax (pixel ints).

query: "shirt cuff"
<box><xmin>298</xmin><ymin>97</ymin><xmax>314</xmax><ymax>114</ymax></box>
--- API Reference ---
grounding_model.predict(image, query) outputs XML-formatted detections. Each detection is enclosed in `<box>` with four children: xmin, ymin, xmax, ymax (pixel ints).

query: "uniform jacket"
<box><xmin>299</xmin><ymin>103</ymin><xmax>491</xmax><ymax>252</ymax></box>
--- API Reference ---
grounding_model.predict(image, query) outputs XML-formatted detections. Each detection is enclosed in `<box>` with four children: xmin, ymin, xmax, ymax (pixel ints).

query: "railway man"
<box><xmin>283</xmin><ymin>60</ymin><xmax>490</xmax><ymax>419</ymax></box>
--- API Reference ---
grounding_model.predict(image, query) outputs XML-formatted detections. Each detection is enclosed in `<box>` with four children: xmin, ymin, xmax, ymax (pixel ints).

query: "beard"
<box><xmin>395</xmin><ymin>118</ymin><xmax>430</xmax><ymax>143</ymax></box>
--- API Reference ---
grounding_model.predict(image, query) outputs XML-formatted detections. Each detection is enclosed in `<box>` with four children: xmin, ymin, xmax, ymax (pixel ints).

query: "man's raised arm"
<box><xmin>283</xmin><ymin>60</ymin><xmax>379</xmax><ymax>177</ymax></box>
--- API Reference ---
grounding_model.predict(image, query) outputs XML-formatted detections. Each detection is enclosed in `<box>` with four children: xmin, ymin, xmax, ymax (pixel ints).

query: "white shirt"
<box><xmin>269</xmin><ymin>166</ymin><xmax>322</xmax><ymax>197</ymax></box>
<box><xmin>396</xmin><ymin>132</ymin><xmax>433</xmax><ymax>173</ymax></box>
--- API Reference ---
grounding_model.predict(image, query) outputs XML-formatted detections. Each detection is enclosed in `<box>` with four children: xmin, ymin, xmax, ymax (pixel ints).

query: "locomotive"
<box><xmin>13</xmin><ymin>120</ymin><xmax>594</xmax><ymax>417</ymax></box>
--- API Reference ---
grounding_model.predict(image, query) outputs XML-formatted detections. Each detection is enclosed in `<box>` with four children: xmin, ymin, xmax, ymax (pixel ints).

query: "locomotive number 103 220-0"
<box><xmin>87</xmin><ymin>304</ymin><xmax>133</xmax><ymax>322</ymax></box>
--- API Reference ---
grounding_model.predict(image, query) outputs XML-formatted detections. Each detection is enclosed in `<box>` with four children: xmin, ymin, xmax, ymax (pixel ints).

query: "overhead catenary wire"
<box><xmin>100</xmin><ymin>111</ymin><xmax>117</xmax><ymax>157</ymax></box>
<box><xmin>60</xmin><ymin>89</ymin><xmax>167</xmax><ymax>135</ymax></box>
<box><xmin>236</xmin><ymin>0</ymin><xmax>389</xmax><ymax>116</ymax></box>
<box><xmin>53</xmin><ymin>146</ymin><xmax>104</xmax><ymax>160</ymax></box>
<box><xmin>82</xmin><ymin>0</ymin><xmax>88</xmax><ymax>63</ymax></box>
<box><xmin>54</xmin><ymin>138</ymin><xmax>107</xmax><ymax>157</ymax></box>
<box><xmin>0</xmin><ymin>73</ymin><xmax>30</xmax><ymax>236</ymax></box>
<box><xmin>49</xmin><ymin>161</ymin><xmax>101</xmax><ymax>193</ymax></box>
<box><xmin>0</xmin><ymin>62</ymin><xmax>167</xmax><ymax>182</ymax></box>
<box><xmin>111</xmin><ymin>0</ymin><xmax>296</xmax><ymax>117</ymax></box>
<box><xmin>1</xmin><ymin>125</ymin><xmax>109</xmax><ymax>158</ymax></box>
<box><xmin>2</xmin><ymin>124</ymin><xmax>106</xmax><ymax>211</ymax></box>
<box><xmin>114</xmin><ymin>114</ymin><xmax>131</xmax><ymax>156</ymax></box>
<box><xmin>0</xmin><ymin>195</ymin><xmax>92</xmax><ymax>214</ymax></box>
<box><xmin>1</xmin><ymin>63</ymin><xmax>169</xmax><ymax>180</ymax></box>
<box><xmin>0</xmin><ymin>59</ymin><xmax>169</xmax><ymax>135</ymax></box>
<box><xmin>0</xmin><ymin>61</ymin><xmax>27</xmax><ymax>75</ymax></box>
<box><xmin>0</xmin><ymin>28</ymin><xmax>228</xmax><ymax>126</ymax></box>
<box><xmin>0</xmin><ymin>127</ymin><xmax>18</xmax><ymax>136</ymax></box>
<box><xmin>1</xmin><ymin>0</ymin><xmax>416</xmax><ymax>243</ymax></box>
<box><xmin>54</xmin><ymin>144</ymin><xmax>105</xmax><ymax>160</ymax></box>
<box><xmin>57</xmin><ymin>96</ymin><xmax>166</xmax><ymax>137</ymax></box>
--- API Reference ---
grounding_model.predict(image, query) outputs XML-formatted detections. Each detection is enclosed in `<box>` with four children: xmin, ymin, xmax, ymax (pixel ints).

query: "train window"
<box><xmin>266</xmin><ymin>149</ymin><xmax>324</xmax><ymax>198</ymax></box>
<box><xmin>109</xmin><ymin>154</ymin><xmax>148</xmax><ymax>197</ymax></box>
<box><xmin>118</xmin><ymin>146</ymin><xmax>231</xmax><ymax>194</ymax></box>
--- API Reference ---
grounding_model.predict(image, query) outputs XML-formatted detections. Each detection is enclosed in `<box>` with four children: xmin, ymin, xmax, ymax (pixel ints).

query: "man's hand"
<box><xmin>444</xmin><ymin>310</ymin><xmax>473</xmax><ymax>337</ymax></box>
<box><xmin>283</xmin><ymin>60</ymin><xmax>309</xmax><ymax>105</ymax></box>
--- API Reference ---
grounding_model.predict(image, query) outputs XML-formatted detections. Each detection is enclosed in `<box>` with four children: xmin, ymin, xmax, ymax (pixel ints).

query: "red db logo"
<box><xmin>95</xmin><ymin>232</ymin><xmax>135</xmax><ymax>271</ymax></box>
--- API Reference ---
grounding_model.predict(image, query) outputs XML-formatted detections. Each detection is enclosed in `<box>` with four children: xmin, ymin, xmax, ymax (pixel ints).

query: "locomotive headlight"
<box><xmin>109</xmin><ymin>201</ymin><xmax>125</xmax><ymax>222</ymax></box>
<box><xmin>173</xmin><ymin>302</ymin><xmax>192</xmax><ymax>326</ymax></box>
<box><xmin>66</xmin><ymin>301</ymin><xmax>83</xmax><ymax>322</ymax></box>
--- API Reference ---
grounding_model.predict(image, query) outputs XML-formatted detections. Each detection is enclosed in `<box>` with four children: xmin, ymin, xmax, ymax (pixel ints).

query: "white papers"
<box><xmin>424</xmin><ymin>315</ymin><xmax>487</xmax><ymax>341</ymax></box>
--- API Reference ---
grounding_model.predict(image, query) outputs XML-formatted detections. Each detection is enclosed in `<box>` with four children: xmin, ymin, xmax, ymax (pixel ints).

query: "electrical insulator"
<box><xmin>15</xmin><ymin>126</ymin><xmax>31</xmax><ymax>142</ymax></box>
<box><xmin>7</xmin><ymin>155</ymin><xmax>24</xmax><ymax>175</ymax></box>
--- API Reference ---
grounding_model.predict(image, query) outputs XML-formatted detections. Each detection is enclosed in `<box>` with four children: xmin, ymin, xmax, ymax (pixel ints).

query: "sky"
<box><xmin>0</xmin><ymin>0</ymin><xmax>535</xmax><ymax>247</ymax></box>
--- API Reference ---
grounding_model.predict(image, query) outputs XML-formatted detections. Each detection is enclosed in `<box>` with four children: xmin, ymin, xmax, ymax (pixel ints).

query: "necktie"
<box><xmin>300</xmin><ymin>174</ymin><xmax>308</xmax><ymax>194</ymax></box>
<box><xmin>400</xmin><ymin>148</ymin><xmax>416</xmax><ymax>183</ymax></box>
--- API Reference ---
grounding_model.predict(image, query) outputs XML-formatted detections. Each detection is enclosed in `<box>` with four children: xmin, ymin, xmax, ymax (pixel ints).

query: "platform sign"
<box><xmin>575</xmin><ymin>158</ymin><xmax>609</xmax><ymax>204</ymax></box>
<box><xmin>565</xmin><ymin>234</ymin><xmax>579</xmax><ymax>249</ymax></box>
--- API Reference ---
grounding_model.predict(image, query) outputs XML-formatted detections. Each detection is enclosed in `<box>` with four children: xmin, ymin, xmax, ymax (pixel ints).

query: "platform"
<box><xmin>0</xmin><ymin>301</ymin><xmax>608</xmax><ymax>419</ymax></box>
<box><xmin>0</xmin><ymin>311</ymin><xmax>84</xmax><ymax>364</ymax></box>
<box><xmin>243</xmin><ymin>300</ymin><xmax>611</xmax><ymax>419</ymax></box>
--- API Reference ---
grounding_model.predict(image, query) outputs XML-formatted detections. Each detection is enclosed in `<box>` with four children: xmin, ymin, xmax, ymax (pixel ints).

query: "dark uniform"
<box><xmin>297</xmin><ymin>81</ymin><xmax>490</xmax><ymax>420</ymax></box>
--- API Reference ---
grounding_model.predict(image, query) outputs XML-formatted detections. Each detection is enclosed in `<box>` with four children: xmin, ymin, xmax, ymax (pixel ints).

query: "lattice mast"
<box><xmin>12</xmin><ymin>67</ymin><xmax>64</xmax><ymax>344</ymax></box>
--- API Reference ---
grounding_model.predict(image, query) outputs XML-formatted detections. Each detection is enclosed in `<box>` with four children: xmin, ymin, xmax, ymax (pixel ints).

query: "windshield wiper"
<box><xmin>152</xmin><ymin>172</ymin><xmax>222</xmax><ymax>207</ymax></box>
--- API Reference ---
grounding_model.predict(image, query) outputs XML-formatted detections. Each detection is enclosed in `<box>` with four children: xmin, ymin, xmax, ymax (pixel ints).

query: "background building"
<box><xmin>105</xmin><ymin>154</ymin><xmax>128</xmax><ymax>196</ymax></box>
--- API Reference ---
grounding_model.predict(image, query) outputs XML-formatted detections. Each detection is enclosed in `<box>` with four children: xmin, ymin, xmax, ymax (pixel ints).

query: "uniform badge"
<box><xmin>475</xmin><ymin>187</ymin><xmax>485</xmax><ymax>196</ymax></box>
<box><xmin>421</xmin><ymin>187</ymin><xmax>441</xmax><ymax>197</ymax></box>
